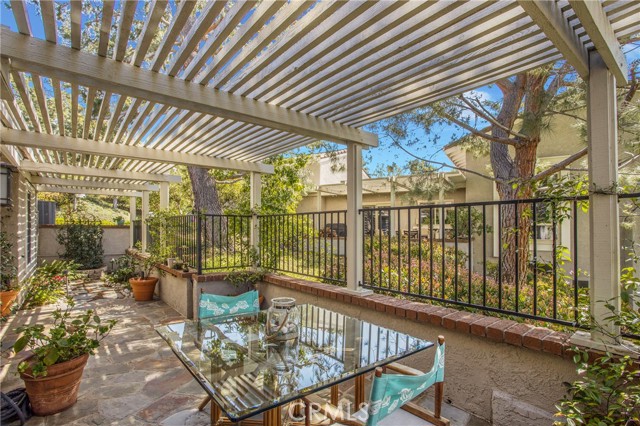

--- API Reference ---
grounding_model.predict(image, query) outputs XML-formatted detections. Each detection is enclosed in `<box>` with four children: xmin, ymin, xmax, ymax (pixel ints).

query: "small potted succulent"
<box><xmin>13</xmin><ymin>298</ymin><xmax>116</xmax><ymax>415</ymax></box>
<box><xmin>0</xmin><ymin>230</ymin><xmax>19</xmax><ymax>316</ymax></box>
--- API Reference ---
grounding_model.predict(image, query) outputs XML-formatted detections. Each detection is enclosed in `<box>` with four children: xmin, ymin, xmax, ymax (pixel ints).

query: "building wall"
<box><xmin>38</xmin><ymin>225</ymin><xmax>130</xmax><ymax>266</ymax></box>
<box><xmin>1</xmin><ymin>167</ymin><xmax>38</xmax><ymax>285</ymax></box>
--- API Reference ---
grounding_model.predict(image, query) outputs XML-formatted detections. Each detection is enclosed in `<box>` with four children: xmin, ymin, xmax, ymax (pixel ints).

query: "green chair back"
<box><xmin>198</xmin><ymin>290</ymin><xmax>259</xmax><ymax>319</ymax></box>
<box><xmin>366</xmin><ymin>341</ymin><xmax>445</xmax><ymax>426</ymax></box>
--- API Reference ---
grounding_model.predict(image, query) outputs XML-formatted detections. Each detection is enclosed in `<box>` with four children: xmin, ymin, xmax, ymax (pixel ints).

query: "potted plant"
<box><xmin>129</xmin><ymin>244</ymin><xmax>166</xmax><ymax>301</ymax></box>
<box><xmin>0</xmin><ymin>230</ymin><xmax>19</xmax><ymax>316</ymax></box>
<box><xmin>12</xmin><ymin>298</ymin><xmax>116</xmax><ymax>415</ymax></box>
<box><xmin>113</xmin><ymin>216</ymin><xmax>125</xmax><ymax>226</ymax></box>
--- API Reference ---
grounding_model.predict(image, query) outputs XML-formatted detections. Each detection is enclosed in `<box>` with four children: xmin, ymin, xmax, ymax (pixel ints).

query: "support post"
<box><xmin>159</xmin><ymin>182</ymin><xmax>169</xmax><ymax>210</ymax></box>
<box><xmin>346</xmin><ymin>144</ymin><xmax>369</xmax><ymax>294</ymax></box>
<box><xmin>250</xmin><ymin>172</ymin><xmax>261</xmax><ymax>266</ymax></box>
<box><xmin>389</xmin><ymin>177</ymin><xmax>396</xmax><ymax>237</ymax></box>
<box><xmin>141</xmin><ymin>190</ymin><xmax>149</xmax><ymax>253</ymax></box>
<box><xmin>584</xmin><ymin>51</ymin><xmax>621</xmax><ymax>344</ymax></box>
<box><xmin>316</xmin><ymin>187</ymin><xmax>322</xmax><ymax>212</ymax></box>
<box><xmin>129</xmin><ymin>197</ymin><xmax>136</xmax><ymax>249</ymax></box>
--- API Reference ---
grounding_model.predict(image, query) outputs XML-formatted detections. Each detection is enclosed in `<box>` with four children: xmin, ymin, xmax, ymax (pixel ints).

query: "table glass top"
<box><xmin>156</xmin><ymin>304</ymin><xmax>432</xmax><ymax>421</ymax></box>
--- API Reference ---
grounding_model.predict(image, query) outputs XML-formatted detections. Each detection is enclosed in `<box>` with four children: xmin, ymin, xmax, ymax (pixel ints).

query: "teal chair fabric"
<box><xmin>198</xmin><ymin>290</ymin><xmax>260</xmax><ymax>319</ymax></box>
<box><xmin>366</xmin><ymin>340</ymin><xmax>445</xmax><ymax>425</ymax></box>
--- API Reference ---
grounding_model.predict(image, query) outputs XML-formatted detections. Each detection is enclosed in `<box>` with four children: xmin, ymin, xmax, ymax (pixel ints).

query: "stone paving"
<box><xmin>1</xmin><ymin>280</ymin><xmax>484</xmax><ymax>426</ymax></box>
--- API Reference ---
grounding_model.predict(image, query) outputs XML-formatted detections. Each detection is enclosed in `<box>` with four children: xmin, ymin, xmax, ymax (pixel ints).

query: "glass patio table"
<box><xmin>156</xmin><ymin>304</ymin><xmax>433</xmax><ymax>426</ymax></box>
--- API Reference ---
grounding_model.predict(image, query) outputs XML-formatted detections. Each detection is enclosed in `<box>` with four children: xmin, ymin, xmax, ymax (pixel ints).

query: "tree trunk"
<box><xmin>490</xmin><ymin>72</ymin><xmax>547</xmax><ymax>293</ymax></box>
<box><xmin>187</xmin><ymin>166</ymin><xmax>225</xmax><ymax>249</ymax></box>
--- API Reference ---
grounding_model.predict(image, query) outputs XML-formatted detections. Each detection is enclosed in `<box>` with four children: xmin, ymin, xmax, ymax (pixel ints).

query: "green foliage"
<box><xmin>444</xmin><ymin>207</ymin><xmax>491</xmax><ymax>238</ymax></box>
<box><xmin>13</xmin><ymin>298</ymin><xmax>116</xmax><ymax>378</ymax></box>
<box><xmin>0</xmin><ymin>230</ymin><xmax>18</xmax><ymax>291</ymax></box>
<box><xmin>555</xmin><ymin>263</ymin><xmax>640</xmax><ymax>425</ymax></box>
<box><xmin>104</xmin><ymin>255</ymin><xmax>136</xmax><ymax>286</ymax></box>
<box><xmin>56</xmin><ymin>211</ymin><xmax>104</xmax><ymax>269</ymax></box>
<box><xmin>23</xmin><ymin>260</ymin><xmax>80</xmax><ymax>308</ymax></box>
<box><xmin>132</xmin><ymin>243</ymin><xmax>166</xmax><ymax>279</ymax></box>
<box><xmin>555</xmin><ymin>350</ymin><xmax>640</xmax><ymax>425</ymax></box>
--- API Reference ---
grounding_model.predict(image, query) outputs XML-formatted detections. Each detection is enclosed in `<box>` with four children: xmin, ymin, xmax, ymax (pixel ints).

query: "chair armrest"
<box><xmin>384</xmin><ymin>362</ymin><xmax>424</xmax><ymax>376</ymax></box>
<box><xmin>402</xmin><ymin>402</ymin><xmax>450</xmax><ymax>426</ymax></box>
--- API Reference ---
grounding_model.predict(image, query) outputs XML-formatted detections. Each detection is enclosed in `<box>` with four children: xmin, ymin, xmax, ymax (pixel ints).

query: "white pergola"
<box><xmin>0</xmin><ymin>0</ymin><xmax>638</xmax><ymax>345</ymax></box>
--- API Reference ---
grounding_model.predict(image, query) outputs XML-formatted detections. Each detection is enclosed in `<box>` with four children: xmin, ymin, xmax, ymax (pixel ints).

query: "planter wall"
<box><xmin>38</xmin><ymin>226</ymin><xmax>130</xmax><ymax>267</ymax></box>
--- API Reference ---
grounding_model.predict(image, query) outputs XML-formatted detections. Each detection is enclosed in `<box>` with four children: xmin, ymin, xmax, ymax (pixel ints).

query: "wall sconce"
<box><xmin>0</xmin><ymin>163</ymin><xmax>13</xmax><ymax>206</ymax></box>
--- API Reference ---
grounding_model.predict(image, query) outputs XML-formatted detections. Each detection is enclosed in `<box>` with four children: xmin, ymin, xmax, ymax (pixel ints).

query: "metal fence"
<box><xmin>258</xmin><ymin>211</ymin><xmax>347</xmax><ymax>285</ymax></box>
<box><xmin>361</xmin><ymin>197</ymin><xmax>592</xmax><ymax>326</ymax></box>
<box><xmin>133</xmin><ymin>219</ymin><xmax>142</xmax><ymax>247</ymax></box>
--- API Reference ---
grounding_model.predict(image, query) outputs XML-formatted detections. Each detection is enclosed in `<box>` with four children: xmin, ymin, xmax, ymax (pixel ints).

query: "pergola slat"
<box><xmin>20</xmin><ymin>160</ymin><xmax>181</xmax><ymax>183</ymax></box>
<box><xmin>132</xmin><ymin>0</ymin><xmax>168</xmax><ymax>67</ymax></box>
<box><xmin>98</xmin><ymin>0</ymin><xmax>115</xmax><ymax>57</ymax></box>
<box><xmin>31</xmin><ymin>176</ymin><xmax>158</xmax><ymax>192</ymax></box>
<box><xmin>10</xmin><ymin>70</ymin><xmax>41</xmax><ymax>133</ymax></box>
<box><xmin>40</xmin><ymin>0</ymin><xmax>57</xmax><ymax>43</ymax></box>
<box><xmin>2</xmin><ymin>127</ymin><xmax>274</xmax><ymax>174</ymax></box>
<box><xmin>113</xmin><ymin>0</ymin><xmax>138</xmax><ymax>62</ymax></box>
<box><xmin>70</xmin><ymin>0</ymin><xmax>82</xmax><ymax>50</ymax></box>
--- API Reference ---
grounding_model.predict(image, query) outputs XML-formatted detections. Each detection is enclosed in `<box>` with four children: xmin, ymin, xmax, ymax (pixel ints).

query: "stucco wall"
<box><xmin>38</xmin><ymin>225</ymin><xmax>130</xmax><ymax>266</ymax></box>
<box><xmin>256</xmin><ymin>282</ymin><xmax>576</xmax><ymax>425</ymax></box>
<box><xmin>1</xmin><ymin>167</ymin><xmax>38</xmax><ymax>285</ymax></box>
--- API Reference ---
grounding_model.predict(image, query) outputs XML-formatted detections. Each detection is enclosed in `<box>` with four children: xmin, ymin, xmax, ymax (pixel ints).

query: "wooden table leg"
<box><xmin>211</xmin><ymin>400</ymin><xmax>221</xmax><ymax>425</ymax></box>
<box><xmin>264</xmin><ymin>406</ymin><xmax>282</xmax><ymax>426</ymax></box>
<box><xmin>354</xmin><ymin>374</ymin><xmax>365</xmax><ymax>409</ymax></box>
<box><xmin>199</xmin><ymin>395</ymin><xmax>212</xmax><ymax>411</ymax></box>
<box><xmin>330</xmin><ymin>385</ymin><xmax>340</xmax><ymax>405</ymax></box>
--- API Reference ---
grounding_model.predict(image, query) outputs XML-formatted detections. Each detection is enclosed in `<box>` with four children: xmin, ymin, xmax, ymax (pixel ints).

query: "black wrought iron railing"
<box><xmin>199</xmin><ymin>214</ymin><xmax>252</xmax><ymax>273</ymax></box>
<box><xmin>258</xmin><ymin>211</ymin><xmax>347</xmax><ymax>285</ymax></box>
<box><xmin>133</xmin><ymin>219</ymin><xmax>142</xmax><ymax>247</ymax></box>
<box><xmin>361</xmin><ymin>197</ymin><xmax>592</xmax><ymax>326</ymax></box>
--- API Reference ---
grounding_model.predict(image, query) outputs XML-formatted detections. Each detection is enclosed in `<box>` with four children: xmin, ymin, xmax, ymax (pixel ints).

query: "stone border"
<box><xmin>262</xmin><ymin>273</ymin><xmax>577</xmax><ymax>360</ymax></box>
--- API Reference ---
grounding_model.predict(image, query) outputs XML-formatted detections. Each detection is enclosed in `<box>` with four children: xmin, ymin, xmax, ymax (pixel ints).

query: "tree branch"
<box><xmin>391</xmin><ymin>140</ymin><xmax>506</xmax><ymax>184</ymax></box>
<box><xmin>437</xmin><ymin>110</ymin><xmax>519</xmax><ymax>146</ymax></box>
<box><xmin>530</xmin><ymin>147</ymin><xmax>588</xmax><ymax>182</ymax></box>
<box><xmin>459</xmin><ymin>95</ymin><xmax>528</xmax><ymax>139</ymax></box>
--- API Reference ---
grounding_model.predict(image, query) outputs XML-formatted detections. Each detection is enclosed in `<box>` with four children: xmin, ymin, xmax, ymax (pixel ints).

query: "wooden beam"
<box><xmin>1</xmin><ymin>127</ymin><xmax>275</xmax><ymax>174</ymax></box>
<box><xmin>1</xmin><ymin>29</ymin><xmax>378</xmax><ymax>147</ymax></box>
<box><xmin>20</xmin><ymin>160</ymin><xmax>181</xmax><ymax>183</ymax></box>
<box><xmin>35</xmin><ymin>185</ymin><xmax>142</xmax><ymax>197</ymax></box>
<box><xmin>30</xmin><ymin>176</ymin><xmax>158</xmax><ymax>191</ymax></box>
<box><xmin>568</xmin><ymin>0</ymin><xmax>629</xmax><ymax>84</ymax></box>
<box><xmin>517</xmin><ymin>0</ymin><xmax>589</xmax><ymax>80</ymax></box>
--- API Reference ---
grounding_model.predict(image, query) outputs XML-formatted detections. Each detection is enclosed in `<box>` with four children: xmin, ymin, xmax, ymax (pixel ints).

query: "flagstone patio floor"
<box><xmin>0</xmin><ymin>280</ymin><xmax>484</xmax><ymax>426</ymax></box>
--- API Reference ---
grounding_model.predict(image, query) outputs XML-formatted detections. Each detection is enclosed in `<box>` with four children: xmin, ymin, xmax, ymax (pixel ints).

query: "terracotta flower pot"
<box><xmin>20</xmin><ymin>353</ymin><xmax>89</xmax><ymax>416</ymax></box>
<box><xmin>129</xmin><ymin>277</ymin><xmax>159</xmax><ymax>301</ymax></box>
<box><xmin>1</xmin><ymin>289</ymin><xmax>19</xmax><ymax>317</ymax></box>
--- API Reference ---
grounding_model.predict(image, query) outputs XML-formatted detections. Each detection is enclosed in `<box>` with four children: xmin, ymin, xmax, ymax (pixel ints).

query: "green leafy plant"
<box><xmin>104</xmin><ymin>255</ymin><xmax>136</xmax><ymax>285</ymax></box>
<box><xmin>0</xmin><ymin>230</ymin><xmax>18</xmax><ymax>291</ymax></box>
<box><xmin>555</xmin><ymin>264</ymin><xmax>640</xmax><ymax>425</ymax></box>
<box><xmin>23</xmin><ymin>260</ymin><xmax>80</xmax><ymax>308</ymax></box>
<box><xmin>225</xmin><ymin>269</ymin><xmax>264</xmax><ymax>289</ymax></box>
<box><xmin>113</xmin><ymin>216</ymin><xmax>125</xmax><ymax>226</ymax></box>
<box><xmin>56</xmin><ymin>211</ymin><xmax>104</xmax><ymax>269</ymax></box>
<box><xmin>131</xmin><ymin>242</ymin><xmax>166</xmax><ymax>279</ymax></box>
<box><xmin>13</xmin><ymin>298</ymin><xmax>116</xmax><ymax>378</ymax></box>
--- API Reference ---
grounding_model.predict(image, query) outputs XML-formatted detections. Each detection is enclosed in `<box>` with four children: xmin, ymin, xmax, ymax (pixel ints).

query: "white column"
<box><xmin>250</xmin><ymin>172</ymin><xmax>261</xmax><ymax>263</ymax></box>
<box><xmin>316</xmin><ymin>188</ymin><xmax>323</xmax><ymax>212</ymax></box>
<box><xmin>141</xmin><ymin>190</ymin><xmax>149</xmax><ymax>252</ymax></box>
<box><xmin>389</xmin><ymin>177</ymin><xmax>396</xmax><ymax>237</ymax></box>
<box><xmin>586</xmin><ymin>51</ymin><xmax>620</xmax><ymax>343</ymax></box>
<box><xmin>129</xmin><ymin>197</ymin><xmax>136</xmax><ymax>248</ymax></box>
<box><xmin>346</xmin><ymin>144</ymin><xmax>368</xmax><ymax>294</ymax></box>
<box><xmin>159</xmin><ymin>182</ymin><xmax>169</xmax><ymax>210</ymax></box>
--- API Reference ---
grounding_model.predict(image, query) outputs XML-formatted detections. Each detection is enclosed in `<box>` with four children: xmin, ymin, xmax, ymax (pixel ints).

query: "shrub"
<box><xmin>104</xmin><ymin>255</ymin><xmax>136</xmax><ymax>286</ymax></box>
<box><xmin>57</xmin><ymin>213</ymin><xmax>104</xmax><ymax>269</ymax></box>
<box><xmin>24</xmin><ymin>260</ymin><xmax>79</xmax><ymax>308</ymax></box>
<box><xmin>0</xmin><ymin>230</ymin><xmax>18</xmax><ymax>291</ymax></box>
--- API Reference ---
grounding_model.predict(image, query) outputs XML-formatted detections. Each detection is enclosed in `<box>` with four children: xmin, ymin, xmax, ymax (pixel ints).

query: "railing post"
<box><xmin>572</xmin><ymin>51</ymin><xmax>621</xmax><ymax>347</ymax></box>
<box><xmin>345</xmin><ymin>144</ymin><xmax>370</xmax><ymax>294</ymax></box>
<box><xmin>250</xmin><ymin>172</ymin><xmax>262</xmax><ymax>267</ymax></box>
<box><xmin>141</xmin><ymin>190</ymin><xmax>149</xmax><ymax>252</ymax></box>
<box><xmin>129</xmin><ymin>196</ymin><xmax>136</xmax><ymax>249</ymax></box>
<box><xmin>196</xmin><ymin>214</ymin><xmax>202</xmax><ymax>275</ymax></box>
